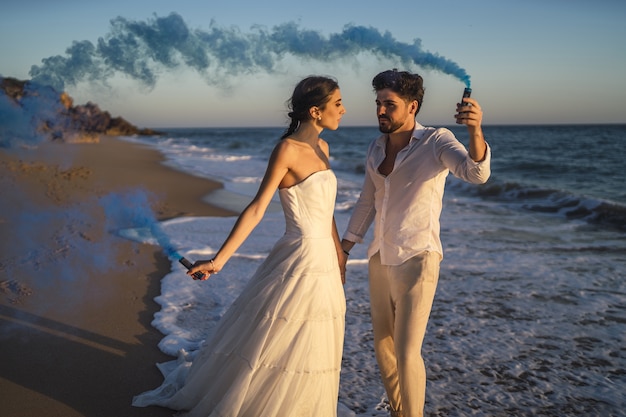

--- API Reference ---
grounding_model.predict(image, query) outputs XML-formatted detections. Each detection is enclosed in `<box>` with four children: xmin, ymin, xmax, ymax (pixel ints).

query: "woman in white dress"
<box><xmin>132</xmin><ymin>76</ymin><xmax>347</xmax><ymax>416</ymax></box>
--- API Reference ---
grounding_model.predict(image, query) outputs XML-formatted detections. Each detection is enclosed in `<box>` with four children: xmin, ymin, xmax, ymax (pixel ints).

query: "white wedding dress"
<box><xmin>133</xmin><ymin>169</ymin><xmax>346</xmax><ymax>416</ymax></box>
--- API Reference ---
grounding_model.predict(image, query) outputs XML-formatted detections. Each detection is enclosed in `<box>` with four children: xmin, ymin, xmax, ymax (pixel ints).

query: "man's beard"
<box><xmin>378</xmin><ymin>117</ymin><xmax>403</xmax><ymax>134</ymax></box>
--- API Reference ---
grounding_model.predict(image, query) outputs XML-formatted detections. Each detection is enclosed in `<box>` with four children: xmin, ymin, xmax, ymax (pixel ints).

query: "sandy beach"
<box><xmin>0</xmin><ymin>136</ymin><xmax>234</xmax><ymax>417</ymax></box>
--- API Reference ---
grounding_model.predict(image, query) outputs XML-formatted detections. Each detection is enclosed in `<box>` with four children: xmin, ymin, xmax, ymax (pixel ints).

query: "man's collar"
<box><xmin>407</xmin><ymin>122</ymin><xmax>427</xmax><ymax>145</ymax></box>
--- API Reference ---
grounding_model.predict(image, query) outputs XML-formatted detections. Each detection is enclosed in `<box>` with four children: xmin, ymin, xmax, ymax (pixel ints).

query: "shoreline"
<box><xmin>0</xmin><ymin>136</ymin><xmax>235</xmax><ymax>416</ymax></box>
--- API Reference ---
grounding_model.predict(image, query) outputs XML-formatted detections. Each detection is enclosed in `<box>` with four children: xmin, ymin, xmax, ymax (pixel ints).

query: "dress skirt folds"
<box><xmin>132</xmin><ymin>170</ymin><xmax>346</xmax><ymax>416</ymax></box>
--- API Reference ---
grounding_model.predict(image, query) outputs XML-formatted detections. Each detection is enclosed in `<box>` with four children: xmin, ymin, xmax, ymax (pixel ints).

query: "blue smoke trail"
<box><xmin>29</xmin><ymin>13</ymin><xmax>471</xmax><ymax>91</ymax></box>
<box><xmin>99</xmin><ymin>189</ymin><xmax>182</xmax><ymax>261</ymax></box>
<box><xmin>3</xmin><ymin>187</ymin><xmax>177</xmax><ymax>284</ymax></box>
<box><xmin>3</xmin><ymin>14</ymin><xmax>471</xmax><ymax>147</ymax></box>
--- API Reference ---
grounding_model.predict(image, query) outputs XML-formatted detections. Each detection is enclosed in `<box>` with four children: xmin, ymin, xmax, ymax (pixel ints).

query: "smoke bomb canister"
<box><xmin>179</xmin><ymin>257</ymin><xmax>205</xmax><ymax>280</ymax></box>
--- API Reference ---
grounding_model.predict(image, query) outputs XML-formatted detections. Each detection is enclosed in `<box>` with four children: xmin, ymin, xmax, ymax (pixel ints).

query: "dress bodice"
<box><xmin>278</xmin><ymin>170</ymin><xmax>337</xmax><ymax>238</ymax></box>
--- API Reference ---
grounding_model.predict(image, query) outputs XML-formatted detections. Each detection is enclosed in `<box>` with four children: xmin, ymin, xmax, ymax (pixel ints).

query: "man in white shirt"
<box><xmin>340</xmin><ymin>69</ymin><xmax>491</xmax><ymax>417</ymax></box>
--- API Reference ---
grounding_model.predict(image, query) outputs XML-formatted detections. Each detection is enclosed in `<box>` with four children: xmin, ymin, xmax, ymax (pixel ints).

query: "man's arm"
<box><xmin>341</xmin><ymin>239</ymin><xmax>356</xmax><ymax>256</ymax></box>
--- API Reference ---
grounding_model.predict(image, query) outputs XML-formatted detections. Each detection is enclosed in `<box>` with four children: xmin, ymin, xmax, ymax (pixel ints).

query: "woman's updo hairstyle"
<box><xmin>280</xmin><ymin>76</ymin><xmax>339</xmax><ymax>140</ymax></box>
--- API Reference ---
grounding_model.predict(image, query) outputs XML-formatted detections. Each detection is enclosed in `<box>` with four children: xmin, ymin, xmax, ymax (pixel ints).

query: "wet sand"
<box><xmin>0</xmin><ymin>136</ymin><xmax>234</xmax><ymax>417</ymax></box>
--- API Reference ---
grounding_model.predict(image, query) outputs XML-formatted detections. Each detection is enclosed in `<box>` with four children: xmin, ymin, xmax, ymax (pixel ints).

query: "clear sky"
<box><xmin>2</xmin><ymin>0</ymin><xmax>625</xmax><ymax>128</ymax></box>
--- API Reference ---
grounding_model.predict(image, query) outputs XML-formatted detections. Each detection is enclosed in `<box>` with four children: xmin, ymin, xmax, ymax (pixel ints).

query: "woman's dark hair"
<box><xmin>372</xmin><ymin>69</ymin><xmax>425</xmax><ymax>113</ymax></box>
<box><xmin>280</xmin><ymin>76</ymin><xmax>339</xmax><ymax>140</ymax></box>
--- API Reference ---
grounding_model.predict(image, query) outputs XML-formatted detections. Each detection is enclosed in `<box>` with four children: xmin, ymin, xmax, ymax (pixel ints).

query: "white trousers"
<box><xmin>368</xmin><ymin>251</ymin><xmax>441</xmax><ymax>417</ymax></box>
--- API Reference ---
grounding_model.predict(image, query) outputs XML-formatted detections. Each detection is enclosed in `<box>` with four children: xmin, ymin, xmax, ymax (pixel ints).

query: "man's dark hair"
<box><xmin>372</xmin><ymin>69</ymin><xmax>425</xmax><ymax>113</ymax></box>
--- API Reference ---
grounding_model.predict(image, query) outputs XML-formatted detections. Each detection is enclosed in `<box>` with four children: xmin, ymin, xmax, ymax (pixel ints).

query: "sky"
<box><xmin>1</xmin><ymin>0</ymin><xmax>625</xmax><ymax>128</ymax></box>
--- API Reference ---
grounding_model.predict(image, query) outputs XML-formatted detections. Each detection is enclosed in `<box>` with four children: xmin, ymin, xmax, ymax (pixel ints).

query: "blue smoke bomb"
<box><xmin>179</xmin><ymin>257</ymin><xmax>207</xmax><ymax>280</ymax></box>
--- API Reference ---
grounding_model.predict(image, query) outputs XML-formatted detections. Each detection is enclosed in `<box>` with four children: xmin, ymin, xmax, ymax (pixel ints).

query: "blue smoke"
<box><xmin>99</xmin><ymin>189</ymin><xmax>182</xmax><ymax>260</ymax></box>
<box><xmin>3</xmin><ymin>187</ymin><xmax>174</xmax><ymax>285</ymax></box>
<box><xmin>29</xmin><ymin>13</ymin><xmax>471</xmax><ymax>90</ymax></box>
<box><xmin>0</xmin><ymin>80</ymin><xmax>66</xmax><ymax>148</ymax></box>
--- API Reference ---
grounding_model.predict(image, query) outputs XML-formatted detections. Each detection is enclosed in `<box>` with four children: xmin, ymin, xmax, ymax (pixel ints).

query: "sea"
<box><xmin>120</xmin><ymin>124</ymin><xmax>626</xmax><ymax>417</ymax></box>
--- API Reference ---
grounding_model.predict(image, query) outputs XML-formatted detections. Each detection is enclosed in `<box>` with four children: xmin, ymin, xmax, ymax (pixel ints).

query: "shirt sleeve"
<box><xmin>343</xmin><ymin>167</ymin><xmax>376</xmax><ymax>243</ymax></box>
<box><xmin>435</xmin><ymin>128</ymin><xmax>491</xmax><ymax>184</ymax></box>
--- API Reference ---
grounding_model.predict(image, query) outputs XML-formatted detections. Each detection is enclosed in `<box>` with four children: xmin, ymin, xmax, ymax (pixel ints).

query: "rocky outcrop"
<box><xmin>0</xmin><ymin>76</ymin><xmax>161</xmax><ymax>143</ymax></box>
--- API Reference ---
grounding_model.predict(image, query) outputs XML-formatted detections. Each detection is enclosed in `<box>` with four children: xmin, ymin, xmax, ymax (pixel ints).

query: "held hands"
<box><xmin>188</xmin><ymin>259</ymin><xmax>221</xmax><ymax>281</ymax></box>
<box><xmin>455</xmin><ymin>97</ymin><xmax>483</xmax><ymax>128</ymax></box>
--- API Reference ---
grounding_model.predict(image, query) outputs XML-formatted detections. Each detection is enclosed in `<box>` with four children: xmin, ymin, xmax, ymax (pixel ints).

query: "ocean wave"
<box><xmin>448</xmin><ymin>177</ymin><xmax>626</xmax><ymax>231</ymax></box>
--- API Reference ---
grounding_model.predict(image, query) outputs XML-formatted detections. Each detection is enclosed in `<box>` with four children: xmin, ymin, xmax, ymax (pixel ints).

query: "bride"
<box><xmin>132</xmin><ymin>76</ymin><xmax>348</xmax><ymax>416</ymax></box>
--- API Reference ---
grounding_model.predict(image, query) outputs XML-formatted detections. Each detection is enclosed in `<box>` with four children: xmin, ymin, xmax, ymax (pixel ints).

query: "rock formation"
<box><xmin>0</xmin><ymin>76</ymin><xmax>161</xmax><ymax>143</ymax></box>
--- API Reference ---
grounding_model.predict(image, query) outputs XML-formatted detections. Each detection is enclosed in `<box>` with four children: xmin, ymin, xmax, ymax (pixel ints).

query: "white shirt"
<box><xmin>343</xmin><ymin>122</ymin><xmax>491</xmax><ymax>265</ymax></box>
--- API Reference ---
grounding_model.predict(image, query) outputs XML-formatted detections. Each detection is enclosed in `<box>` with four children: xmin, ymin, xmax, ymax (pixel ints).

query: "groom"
<box><xmin>340</xmin><ymin>69</ymin><xmax>491</xmax><ymax>417</ymax></box>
